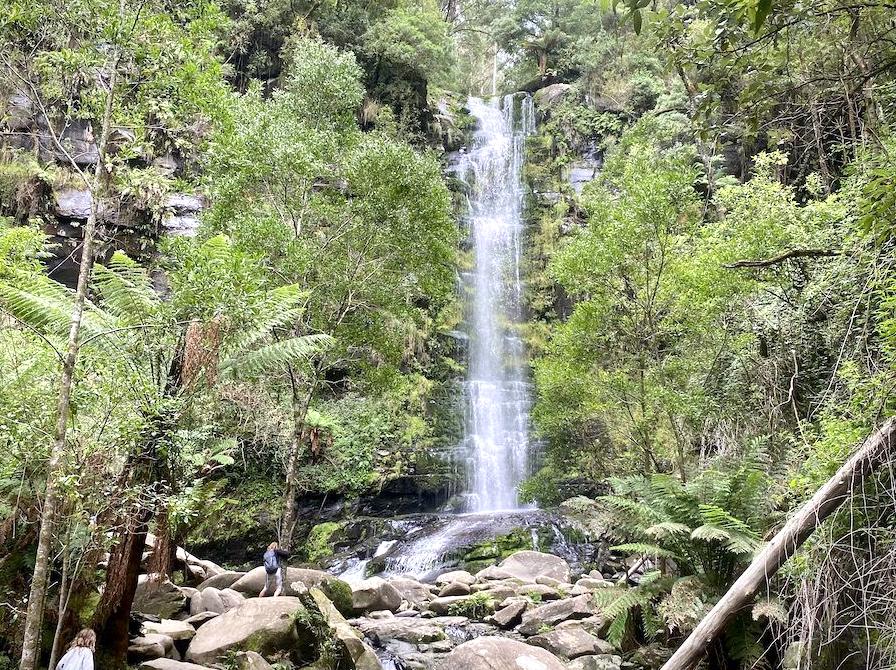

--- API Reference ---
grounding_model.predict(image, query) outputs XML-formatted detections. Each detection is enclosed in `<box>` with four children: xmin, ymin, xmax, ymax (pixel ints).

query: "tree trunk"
<box><xmin>280</xmin><ymin>370</ymin><xmax>316</xmax><ymax>552</ymax></box>
<box><xmin>47</xmin><ymin>547</ymin><xmax>70</xmax><ymax>670</ymax></box>
<box><xmin>18</xmin><ymin>60</ymin><xmax>119</xmax><ymax>670</ymax></box>
<box><xmin>93</xmin><ymin>509</ymin><xmax>152</xmax><ymax>667</ymax></box>
<box><xmin>660</xmin><ymin>417</ymin><xmax>896</xmax><ymax>670</ymax></box>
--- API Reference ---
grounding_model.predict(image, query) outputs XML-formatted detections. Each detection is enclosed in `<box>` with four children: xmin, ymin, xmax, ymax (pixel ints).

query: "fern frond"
<box><xmin>645</xmin><ymin>521</ymin><xmax>692</xmax><ymax>539</ymax></box>
<box><xmin>224</xmin><ymin>284</ymin><xmax>306</xmax><ymax>355</ymax></box>
<box><xmin>221</xmin><ymin>333</ymin><xmax>333</xmax><ymax>377</ymax></box>
<box><xmin>610</xmin><ymin>542</ymin><xmax>678</xmax><ymax>559</ymax></box>
<box><xmin>93</xmin><ymin>251</ymin><xmax>159</xmax><ymax>326</ymax></box>
<box><xmin>690</xmin><ymin>523</ymin><xmax>732</xmax><ymax>543</ymax></box>
<box><xmin>605</xmin><ymin>608</ymin><xmax>629</xmax><ymax>648</ymax></box>
<box><xmin>0</xmin><ymin>275</ymin><xmax>110</xmax><ymax>339</ymax></box>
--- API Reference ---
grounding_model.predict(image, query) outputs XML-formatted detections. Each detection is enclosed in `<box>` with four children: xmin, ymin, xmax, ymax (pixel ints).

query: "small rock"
<box><xmin>474</xmin><ymin>566</ymin><xmax>516</xmax><ymax>581</ymax></box>
<box><xmin>528</xmin><ymin>627</ymin><xmax>610</xmax><ymax>659</ymax></box>
<box><xmin>438</xmin><ymin>582</ymin><xmax>471</xmax><ymax>597</ymax></box>
<box><xmin>129</xmin><ymin>634</ymin><xmax>176</xmax><ymax>661</ymax></box>
<box><xmin>435</xmin><ymin>570</ymin><xmax>476</xmax><ymax>586</ymax></box>
<box><xmin>133</xmin><ymin>576</ymin><xmax>188</xmax><ymax>619</ymax></box>
<box><xmin>141</xmin><ymin>620</ymin><xmax>195</xmax><ymax>642</ymax></box>
<box><xmin>576</xmin><ymin>578</ymin><xmax>611</xmax><ymax>590</ymax></box>
<box><xmin>138</xmin><ymin>660</ymin><xmax>209</xmax><ymax>670</ymax></box>
<box><xmin>231</xmin><ymin>651</ymin><xmax>275</xmax><ymax>670</ymax></box>
<box><xmin>498</xmin><ymin>551</ymin><xmax>571</xmax><ymax>584</ymax></box>
<box><xmin>369</xmin><ymin>610</ymin><xmax>394</xmax><ymax>619</ymax></box>
<box><xmin>491</xmin><ymin>600</ymin><xmax>526</xmax><ymax>629</ymax></box>
<box><xmin>516</xmin><ymin>583</ymin><xmax>561</xmax><ymax>600</ymax></box>
<box><xmin>568</xmin><ymin>654</ymin><xmax>623</xmax><ymax>670</ymax></box>
<box><xmin>518</xmin><ymin>595</ymin><xmax>596</xmax><ymax>636</ymax></box>
<box><xmin>536</xmin><ymin>575</ymin><xmax>569</xmax><ymax>588</ymax></box>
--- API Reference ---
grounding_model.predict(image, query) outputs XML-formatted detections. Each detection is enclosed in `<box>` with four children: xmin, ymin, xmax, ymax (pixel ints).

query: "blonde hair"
<box><xmin>267</xmin><ymin>541</ymin><xmax>279</xmax><ymax>550</ymax></box>
<box><xmin>69</xmin><ymin>629</ymin><xmax>96</xmax><ymax>652</ymax></box>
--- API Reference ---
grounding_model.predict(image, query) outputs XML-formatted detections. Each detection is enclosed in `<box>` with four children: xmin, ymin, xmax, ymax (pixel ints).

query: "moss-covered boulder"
<box><xmin>184</xmin><ymin>597</ymin><xmax>314</xmax><ymax>665</ymax></box>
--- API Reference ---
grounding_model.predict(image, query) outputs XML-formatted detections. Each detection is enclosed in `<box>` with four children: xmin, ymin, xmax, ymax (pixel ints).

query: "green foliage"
<box><xmin>447</xmin><ymin>592</ymin><xmax>495</xmax><ymax>619</ymax></box>
<box><xmin>305</xmin><ymin>522</ymin><xmax>342</xmax><ymax>564</ymax></box>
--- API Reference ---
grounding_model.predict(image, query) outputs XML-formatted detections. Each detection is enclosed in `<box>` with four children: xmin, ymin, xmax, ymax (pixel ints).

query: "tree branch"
<box><xmin>724</xmin><ymin>248</ymin><xmax>840</xmax><ymax>269</ymax></box>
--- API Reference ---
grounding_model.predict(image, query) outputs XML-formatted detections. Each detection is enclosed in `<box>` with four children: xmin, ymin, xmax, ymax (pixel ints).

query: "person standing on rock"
<box><xmin>260</xmin><ymin>541</ymin><xmax>290</xmax><ymax>597</ymax></box>
<box><xmin>54</xmin><ymin>629</ymin><xmax>95</xmax><ymax>670</ymax></box>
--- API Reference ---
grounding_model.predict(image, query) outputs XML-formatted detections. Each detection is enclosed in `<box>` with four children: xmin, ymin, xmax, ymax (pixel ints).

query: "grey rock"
<box><xmin>516</xmin><ymin>583</ymin><xmax>561</xmax><ymax>601</ymax></box>
<box><xmin>142</xmin><ymin>619</ymin><xmax>195</xmax><ymax>642</ymax></box>
<box><xmin>568</xmin><ymin>654</ymin><xmax>623</xmax><ymax>670</ymax></box>
<box><xmin>219</xmin><ymin>588</ymin><xmax>245</xmax><ymax>612</ymax></box>
<box><xmin>129</xmin><ymin>634</ymin><xmax>176</xmax><ymax>661</ymax></box>
<box><xmin>389</xmin><ymin>577</ymin><xmax>433</xmax><ymax>605</ymax></box>
<box><xmin>575</xmin><ymin>578</ymin><xmax>611</xmax><ymax>590</ymax></box>
<box><xmin>527</xmin><ymin>627</ymin><xmax>611</xmax><ymax>660</ymax></box>
<box><xmin>231</xmin><ymin>651</ymin><xmax>274</xmax><ymax>670</ymax></box>
<box><xmin>518</xmin><ymin>595</ymin><xmax>596</xmax><ymax>636</ymax></box>
<box><xmin>309</xmin><ymin>588</ymin><xmax>383</xmax><ymax>670</ymax></box>
<box><xmin>499</xmin><ymin>551</ymin><xmax>571</xmax><ymax>584</ymax></box>
<box><xmin>185</xmin><ymin>597</ymin><xmax>309</xmax><ymax>665</ymax></box>
<box><xmin>230</xmin><ymin>566</ymin><xmax>335</xmax><ymax>597</ymax></box>
<box><xmin>426</xmin><ymin>595</ymin><xmax>474</xmax><ymax>615</ymax></box>
<box><xmin>351</xmin><ymin>577</ymin><xmax>402</xmax><ymax>613</ymax></box>
<box><xmin>138</xmin><ymin>659</ymin><xmax>209</xmax><ymax>670</ymax></box>
<box><xmin>435</xmin><ymin>570</ymin><xmax>476</xmax><ymax>586</ymax></box>
<box><xmin>491</xmin><ymin>600</ymin><xmax>527</xmax><ymax>629</ymax></box>
<box><xmin>438</xmin><ymin>582</ymin><xmax>471</xmax><ymax>597</ymax></box>
<box><xmin>200</xmin><ymin>587</ymin><xmax>225</xmax><ymax>614</ymax></box>
<box><xmin>354</xmin><ymin>616</ymin><xmax>448</xmax><ymax>645</ymax></box>
<box><xmin>438</xmin><ymin>636</ymin><xmax>566</xmax><ymax>670</ymax></box>
<box><xmin>197</xmin><ymin>571</ymin><xmax>244</xmax><ymax>592</ymax></box>
<box><xmin>54</xmin><ymin>189</ymin><xmax>93</xmax><ymax>219</ymax></box>
<box><xmin>133</xmin><ymin>576</ymin><xmax>188</xmax><ymax>619</ymax></box>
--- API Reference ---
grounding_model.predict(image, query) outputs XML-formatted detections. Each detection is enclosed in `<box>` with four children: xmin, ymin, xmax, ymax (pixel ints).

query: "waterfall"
<box><xmin>461</xmin><ymin>94</ymin><xmax>536</xmax><ymax>512</ymax></box>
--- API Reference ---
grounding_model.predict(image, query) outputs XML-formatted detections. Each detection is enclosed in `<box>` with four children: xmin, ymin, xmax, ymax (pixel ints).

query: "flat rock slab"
<box><xmin>139</xmin><ymin>660</ymin><xmax>210</xmax><ymax>670</ymax></box>
<box><xmin>492</xmin><ymin>600</ymin><xmax>527</xmax><ymax>629</ymax></box>
<box><xmin>439</xmin><ymin>636</ymin><xmax>566</xmax><ymax>670</ymax></box>
<box><xmin>142</xmin><ymin>620</ymin><xmax>196</xmax><ymax>642</ymax></box>
<box><xmin>527</xmin><ymin>627</ymin><xmax>612</xmax><ymax>660</ymax></box>
<box><xmin>133</xmin><ymin>576</ymin><xmax>188</xmax><ymax>619</ymax></box>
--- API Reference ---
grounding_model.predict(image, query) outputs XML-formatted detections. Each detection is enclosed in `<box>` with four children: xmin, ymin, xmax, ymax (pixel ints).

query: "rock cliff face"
<box><xmin>1</xmin><ymin>91</ymin><xmax>204</xmax><ymax>285</ymax></box>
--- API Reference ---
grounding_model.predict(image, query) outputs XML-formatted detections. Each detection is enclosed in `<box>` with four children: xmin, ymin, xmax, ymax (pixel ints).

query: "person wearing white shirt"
<box><xmin>55</xmin><ymin>629</ymin><xmax>95</xmax><ymax>670</ymax></box>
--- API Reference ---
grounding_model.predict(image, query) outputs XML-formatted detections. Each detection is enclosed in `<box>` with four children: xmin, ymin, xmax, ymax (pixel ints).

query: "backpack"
<box><xmin>263</xmin><ymin>549</ymin><xmax>279</xmax><ymax>574</ymax></box>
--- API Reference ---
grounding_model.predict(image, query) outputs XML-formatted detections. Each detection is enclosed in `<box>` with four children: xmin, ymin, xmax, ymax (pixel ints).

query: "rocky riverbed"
<box><xmin>126</xmin><ymin>548</ymin><xmax>649</xmax><ymax>670</ymax></box>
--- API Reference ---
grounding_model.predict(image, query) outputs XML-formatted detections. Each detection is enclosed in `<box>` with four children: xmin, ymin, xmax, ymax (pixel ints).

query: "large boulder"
<box><xmin>351</xmin><ymin>577</ymin><xmax>402</xmax><ymax>613</ymax></box>
<box><xmin>133</xmin><ymin>576</ymin><xmax>188</xmax><ymax>618</ymax></box>
<box><xmin>438</xmin><ymin>582</ymin><xmax>471</xmax><ymax>597</ymax></box>
<box><xmin>518</xmin><ymin>595</ymin><xmax>596</xmax><ymax>636</ymax></box>
<box><xmin>527</xmin><ymin>628</ymin><xmax>612</xmax><ymax>660</ymax></box>
<box><xmin>354</xmin><ymin>617</ymin><xmax>457</xmax><ymax>645</ymax></box>
<box><xmin>309</xmin><ymin>588</ymin><xmax>383</xmax><ymax>670</ymax></box>
<box><xmin>230</xmin><ymin>567</ymin><xmax>335</xmax><ymax>597</ymax></box>
<box><xmin>199</xmin><ymin>587</ymin><xmax>225</xmax><ymax>615</ymax></box>
<box><xmin>185</xmin><ymin>597</ymin><xmax>312</xmax><ymax>665</ymax></box>
<box><xmin>438</xmin><ymin>636</ymin><xmax>566</xmax><ymax>670</ymax></box>
<box><xmin>142</xmin><ymin>620</ymin><xmax>196</xmax><ymax>642</ymax></box>
<box><xmin>197</xmin><ymin>572</ymin><xmax>245</xmax><ymax>591</ymax></box>
<box><xmin>491</xmin><ymin>600</ymin><xmax>527</xmax><ymax>629</ymax></box>
<box><xmin>498</xmin><ymin>552</ymin><xmax>570</xmax><ymax>584</ymax></box>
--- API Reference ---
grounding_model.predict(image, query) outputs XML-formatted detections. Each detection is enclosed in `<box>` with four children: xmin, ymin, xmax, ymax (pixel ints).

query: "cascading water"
<box><xmin>463</xmin><ymin>94</ymin><xmax>536</xmax><ymax>512</ymax></box>
<box><xmin>376</xmin><ymin>94</ymin><xmax>538</xmax><ymax>579</ymax></box>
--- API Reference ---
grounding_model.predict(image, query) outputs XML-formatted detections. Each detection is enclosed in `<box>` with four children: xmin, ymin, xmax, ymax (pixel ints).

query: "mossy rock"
<box><xmin>318</xmin><ymin>578</ymin><xmax>353</xmax><ymax>618</ymax></box>
<box><xmin>304</xmin><ymin>522</ymin><xmax>343</xmax><ymax>563</ymax></box>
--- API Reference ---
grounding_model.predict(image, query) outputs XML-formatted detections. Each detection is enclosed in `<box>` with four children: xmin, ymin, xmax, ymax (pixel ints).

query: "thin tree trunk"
<box><xmin>280</xmin><ymin>369</ymin><xmax>317</xmax><ymax>552</ymax></box>
<box><xmin>47</xmin><ymin>548</ymin><xmax>70</xmax><ymax>670</ymax></box>
<box><xmin>660</xmin><ymin>417</ymin><xmax>896</xmax><ymax>670</ymax></box>
<box><xmin>18</xmin><ymin>58</ymin><xmax>119</xmax><ymax>670</ymax></box>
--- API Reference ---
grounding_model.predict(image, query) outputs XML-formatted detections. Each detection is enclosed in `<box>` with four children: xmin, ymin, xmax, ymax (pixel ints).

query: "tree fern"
<box><xmin>92</xmin><ymin>251</ymin><xmax>160</xmax><ymax>326</ymax></box>
<box><xmin>223</xmin><ymin>284</ymin><xmax>306</xmax><ymax>355</ymax></box>
<box><xmin>220</xmin><ymin>333</ymin><xmax>334</xmax><ymax>377</ymax></box>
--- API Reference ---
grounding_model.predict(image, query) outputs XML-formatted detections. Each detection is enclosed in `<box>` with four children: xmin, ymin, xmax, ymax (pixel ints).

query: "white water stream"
<box><xmin>374</xmin><ymin>94</ymin><xmax>537</xmax><ymax>579</ymax></box>
<box><xmin>463</xmin><ymin>94</ymin><xmax>536</xmax><ymax>512</ymax></box>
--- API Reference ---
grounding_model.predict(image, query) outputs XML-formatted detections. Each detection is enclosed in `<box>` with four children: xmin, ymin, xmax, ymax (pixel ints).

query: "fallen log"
<box><xmin>724</xmin><ymin>248</ymin><xmax>839</xmax><ymax>269</ymax></box>
<box><xmin>660</xmin><ymin>417</ymin><xmax>896</xmax><ymax>670</ymax></box>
